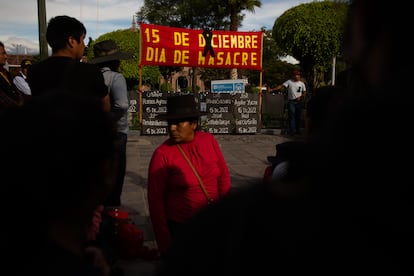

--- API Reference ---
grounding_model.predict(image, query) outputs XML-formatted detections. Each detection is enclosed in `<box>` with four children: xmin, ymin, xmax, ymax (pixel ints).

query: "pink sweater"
<box><xmin>147</xmin><ymin>131</ymin><xmax>231</xmax><ymax>254</ymax></box>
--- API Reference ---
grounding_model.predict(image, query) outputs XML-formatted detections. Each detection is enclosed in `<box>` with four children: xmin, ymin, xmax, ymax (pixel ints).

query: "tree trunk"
<box><xmin>230</xmin><ymin>68</ymin><xmax>238</xmax><ymax>80</ymax></box>
<box><xmin>192</xmin><ymin>67</ymin><xmax>198</xmax><ymax>96</ymax></box>
<box><xmin>229</xmin><ymin>5</ymin><xmax>239</xmax><ymax>80</ymax></box>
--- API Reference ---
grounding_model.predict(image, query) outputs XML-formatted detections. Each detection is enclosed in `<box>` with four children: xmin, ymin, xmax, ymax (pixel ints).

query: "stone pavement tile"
<box><xmin>112</xmin><ymin>259</ymin><xmax>159</xmax><ymax>276</ymax></box>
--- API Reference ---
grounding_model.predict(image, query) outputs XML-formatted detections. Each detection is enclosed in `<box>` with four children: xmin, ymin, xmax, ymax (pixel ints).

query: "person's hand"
<box><xmin>86</xmin><ymin>204</ymin><xmax>104</xmax><ymax>241</ymax></box>
<box><xmin>85</xmin><ymin>246</ymin><xmax>111</xmax><ymax>276</ymax></box>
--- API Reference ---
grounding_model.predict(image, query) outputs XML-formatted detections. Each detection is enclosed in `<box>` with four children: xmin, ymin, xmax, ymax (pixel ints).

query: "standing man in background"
<box><xmin>90</xmin><ymin>39</ymin><xmax>133</xmax><ymax>207</ymax></box>
<box><xmin>270</xmin><ymin>70</ymin><xmax>307</xmax><ymax>135</ymax></box>
<box><xmin>13</xmin><ymin>59</ymin><xmax>33</xmax><ymax>103</ymax></box>
<box><xmin>0</xmin><ymin>41</ymin><xmax>24</xmax><ymax>110</ymax></box>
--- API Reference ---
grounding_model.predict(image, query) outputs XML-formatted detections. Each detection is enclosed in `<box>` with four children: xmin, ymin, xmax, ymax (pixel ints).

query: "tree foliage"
<box><xmin>88</xmin><ymin>29</ymin><xmax>160</xmax><ymax>90</ymax></box>
<box><xmin>137</xmin><ymin>0</ymin><xmax>230</xmax><ymax>30</ymax></box>
<box><xmin>228</xmin><ymin>0</ymin><xmax>262</xmax><ymax>31</ymax></box>
<box><xmin>137</xmin><ymin>0</ymin><xmax>262</xmax><ymax>31</ymax></box>
<box><xmin>272</xmin><ymin>0</ymin><xmax>348</xmax><ymax>88</ymax></box>
<box><xmin>228</xmin><ymin>0</ymin><xmax>262</xmax><ymax>79</ymax></box>
<box><xmin>241</xmin><ymin>30</ymin><xmax>297</xmax><ymax>88</ymax></box>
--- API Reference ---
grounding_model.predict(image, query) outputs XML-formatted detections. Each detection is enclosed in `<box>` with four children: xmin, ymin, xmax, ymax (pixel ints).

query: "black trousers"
<box><xmin>104</xmin><ymin>132</ymin><xmax>127</xmax><ymax>207</ymax></box>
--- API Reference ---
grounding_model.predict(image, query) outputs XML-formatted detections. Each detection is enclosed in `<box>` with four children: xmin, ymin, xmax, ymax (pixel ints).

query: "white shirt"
<box><xmin>282</xmin><ymin>79</ymin><xmax>306</xmax><ymax>100</ymax></box>
<box><xmin>13</xmin><ymin>72</ymin><xmax>31</xmax><ymax>95</ymax></box>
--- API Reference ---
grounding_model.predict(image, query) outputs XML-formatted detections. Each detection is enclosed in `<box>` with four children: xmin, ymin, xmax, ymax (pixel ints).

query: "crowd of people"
<box><xmin>1</xmin><ymin>0</ymin><xmax>413</xmax><ymax>274</ymax></box>
<box><xmin>1</xmin><ymin>15</ymin><xmax>130</xmax><ymax>276</ymax></box>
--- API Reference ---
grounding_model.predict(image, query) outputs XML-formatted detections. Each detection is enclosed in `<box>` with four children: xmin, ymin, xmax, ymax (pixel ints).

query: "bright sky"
<box><xmin>0</xmin><ymin>0</ymin><xmax>316</xmax><ymax>54</ymax></box>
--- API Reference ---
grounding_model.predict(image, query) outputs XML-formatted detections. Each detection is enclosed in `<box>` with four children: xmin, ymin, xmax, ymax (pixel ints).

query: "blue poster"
<box><xmin>211</xmin><ymin>79</ymin><xmax>245</xmax><ymax>93</ymax></box>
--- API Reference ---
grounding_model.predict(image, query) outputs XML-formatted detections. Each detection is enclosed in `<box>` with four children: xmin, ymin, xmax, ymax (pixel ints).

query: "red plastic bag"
<box><xmin>118</xmin><ymin>222</ymin><xmax>144</xmax><ymax>259</ymax></box>
<box><xmin>263</xmin><ymin>165</ymin><xmax>273</xmax><ymax>184</ymax></box>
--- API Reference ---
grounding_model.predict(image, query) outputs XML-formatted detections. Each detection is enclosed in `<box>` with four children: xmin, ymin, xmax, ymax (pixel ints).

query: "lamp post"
<box><xmin>37</xmin><ymin>0</ymin><xmax>48</xmax><ymax>60</ymax></box>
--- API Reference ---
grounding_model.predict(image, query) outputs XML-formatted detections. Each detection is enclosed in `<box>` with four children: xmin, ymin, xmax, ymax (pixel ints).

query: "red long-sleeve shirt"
<box><xmin>147</xmin><ymin>131</ymin><xmax>231</xmax><ymax>254</ymax></box>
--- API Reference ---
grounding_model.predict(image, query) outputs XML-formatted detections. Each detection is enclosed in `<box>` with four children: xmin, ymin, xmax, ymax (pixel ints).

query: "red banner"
<box><xmin>139</xmin><ymin>23</ymin><xmax>263</xmax><ymax>70</ymax></box>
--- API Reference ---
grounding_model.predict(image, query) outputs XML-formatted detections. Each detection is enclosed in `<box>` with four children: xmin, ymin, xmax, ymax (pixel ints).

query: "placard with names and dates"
<box><xmin>141</xmin><ymin>91</ymin><xmax>168</xmax><ymax>135</ymax></box>
<box><xmin>140</xmin><ymin>91</ymin><xmax>259</xmax><ymax>135</ymax></box>
<box><xmin>204</xmin><ymin>93</ymin><xmax>234</xmax><ymax>134</ymax></box>
<box><xmin>233</xmin><ymin>93</ymin><xmax>259</xmax><ymax>134</ymax></box>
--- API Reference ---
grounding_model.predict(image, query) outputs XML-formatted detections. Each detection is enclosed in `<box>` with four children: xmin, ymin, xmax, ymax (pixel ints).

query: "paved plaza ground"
<box><xmin>115</xmin><ymin>130</ymin><xmax>296</xmax><ymax>275</ymax></box>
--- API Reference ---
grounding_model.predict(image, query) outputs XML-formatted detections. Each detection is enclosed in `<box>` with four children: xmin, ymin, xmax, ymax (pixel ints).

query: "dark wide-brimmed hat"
<box><xmin>157</xmin><ymin>94</ymin><xmax>204</xmax><ymax>121</ymax></box>
<box><xmin>89</xmin><ymin>39</ymin><xmax>133</xmax><ymax>64</ymax></box>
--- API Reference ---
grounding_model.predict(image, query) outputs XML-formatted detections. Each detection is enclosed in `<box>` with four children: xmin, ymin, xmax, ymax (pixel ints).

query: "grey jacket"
<box><xmin>101</xmin><ymin>67</ymin><xmax>130</xmax><ymax>134</ymax></box>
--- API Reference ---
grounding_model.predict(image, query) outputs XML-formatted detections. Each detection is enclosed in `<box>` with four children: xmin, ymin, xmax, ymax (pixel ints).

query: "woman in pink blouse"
<box><xmin>147</xmin><ymin>94</ymin><xmax>231</xmax><ymax>255</ymax></box>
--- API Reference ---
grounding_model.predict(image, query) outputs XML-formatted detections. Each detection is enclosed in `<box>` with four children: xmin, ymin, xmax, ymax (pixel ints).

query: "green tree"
<box><xmin>158</xmin><ymin>65</ymin><xmax>181</xmax><ymax>91</ymax></box>
<box><xmin>228</xmin><ymin>0</ymin><xmax>262</xmax><ymax>80</ymax></box>
<box><xmin>179</xmin><ymin>0</ymin><xmax>230</xmax><ymax>30</ymax></box>
<box><xmin>141</xmin><ymin>66</ymin><xmax>161</xmax><ymax>90</ymax></box>
<box><xmin>88</xmin><ymin>29</ymin><xmax>160</xmax><ymax>90</ymax></box>
<box><xmin>136</xmin><ymin>0</ymin><xmax>181</xmax><ymax>27</ymax></box>
<box><xmin>272</xmin><ymin>0</ymin><xmax>348</xmax><ymax>89</ymax></box>
<box><xmin>239</xmin><ymin>29</ymin><xmax>296</xmax><ymax>89</ymax></box>
<box><xmin>137</xmin><ymin>0</ymin><xmax>229</xmax><ymax>30</ymax></box>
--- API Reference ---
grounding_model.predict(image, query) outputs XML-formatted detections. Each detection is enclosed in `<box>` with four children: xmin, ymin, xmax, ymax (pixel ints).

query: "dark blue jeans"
<box><xmin>104</xmin><ymin>132</ymin><xmax>127</xmax><ymax>207</ymax></box>
<box><xmin>287</xmin><ymin>99</ymin><xmax>303</xmax><ymax>134</ymax></box>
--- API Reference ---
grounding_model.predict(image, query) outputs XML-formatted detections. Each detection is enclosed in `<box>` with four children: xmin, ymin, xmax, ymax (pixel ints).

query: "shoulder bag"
<box><xmin>176</xmin><ymin>144</ymin><xmax>214</xmax><ymax>204</ymax></box>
